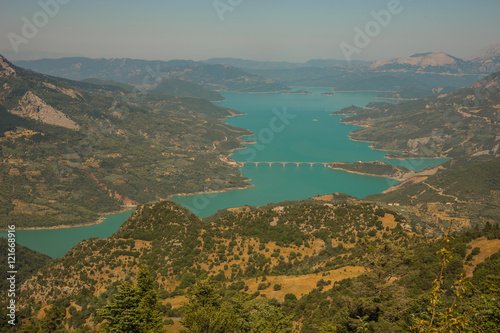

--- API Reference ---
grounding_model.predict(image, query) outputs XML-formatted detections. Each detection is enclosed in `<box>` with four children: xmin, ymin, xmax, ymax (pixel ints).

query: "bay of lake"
<box><xmin>1</xmin><ymin>88</ymin><xmax>447</xmax><ymax>258</ymax></box>
<box><xmin>0</xmin><ymin>210</ymin><xmax>134</xmax><ymax>259</ymax></box>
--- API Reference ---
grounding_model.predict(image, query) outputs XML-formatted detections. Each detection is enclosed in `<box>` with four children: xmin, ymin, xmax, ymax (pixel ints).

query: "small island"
<box><xmin>328</xmin><ymin>161</ymin><xmax>414</xmax><ymax>181</ymax></box>
<box><xmin>320</xmin><ymin>92</ymin><xmax>335</xmax><ymax>96</ymax></box>
<box><xmin>282</xmin><ymin>89</ymin><xmax>312</xmax><ymax>95</ymax></box>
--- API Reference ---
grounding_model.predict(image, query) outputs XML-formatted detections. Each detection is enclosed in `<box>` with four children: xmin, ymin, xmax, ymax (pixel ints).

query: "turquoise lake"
<box><xmin>0</xmin><ymin>210</ymin><xmax>134</xmax><ymax>259</ymax></box>
<box><xmin>1</xmin><ymin>89</ymin><xmax>447</xmax><ymax>258</ymax></box>
<box><xmin>171</xmin><ymin>88</ymin><xmax>447</xmax><ymax>217</ymax></box>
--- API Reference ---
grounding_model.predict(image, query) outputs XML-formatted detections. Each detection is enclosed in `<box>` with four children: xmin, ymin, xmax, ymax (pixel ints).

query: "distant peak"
<box><xmin>370</xmin><ymin>52</ymin><xmax>460</xmax><ymax>70</ymax></box>
<box><xmin>466</xmin><ymin>44</ymin><xmax>500</xmax><ymax>61</ymax></box>
<box><xmin>410</xmin><ymin>52</ymin><xmax>435</xmax><ymax>57</ymax></box>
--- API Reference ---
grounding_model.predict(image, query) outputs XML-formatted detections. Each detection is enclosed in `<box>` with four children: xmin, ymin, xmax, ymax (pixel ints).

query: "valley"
<box><xmin>1</xmin><ymin>40</ymin><xmax>499</xmax><ymax>332</ymax></box>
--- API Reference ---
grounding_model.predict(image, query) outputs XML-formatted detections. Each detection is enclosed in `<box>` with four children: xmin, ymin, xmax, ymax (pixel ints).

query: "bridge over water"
<box><xmin>238</xmin><ymin>161</ymin><xmax>330</xmax><ymax>168</ymax></box>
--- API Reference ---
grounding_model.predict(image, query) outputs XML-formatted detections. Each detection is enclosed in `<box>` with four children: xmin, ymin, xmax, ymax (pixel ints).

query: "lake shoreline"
<box><xmin>4</xmin><ymin>206</ymin><xmax>135</xmax><ymax>232</ymax></box>
<box><xmin>328</xmin><ymin>166</ymin><xmax>404</xmax><ymax>180</ymax></box>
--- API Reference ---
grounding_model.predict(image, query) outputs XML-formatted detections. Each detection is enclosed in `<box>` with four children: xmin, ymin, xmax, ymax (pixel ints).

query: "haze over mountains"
<box><xmin>14</xmin><ymin>45</ymin><xmax>500</xmax><ymax>96</ymax></box>
<box><xmin>14</xmin><ymin>57</ymin><xmax>290</xmax><ymax>93</ymax></box>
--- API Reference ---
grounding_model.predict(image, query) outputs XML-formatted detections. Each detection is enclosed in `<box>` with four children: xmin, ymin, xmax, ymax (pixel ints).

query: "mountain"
<box><xmin>143</xmin><ymin>78</ymin><xmax>224</xmax><ymax>101</ymax></box>
<box><xmin>249</xmin><ymin>66</ymin><xmax>477</xmax><ymax>91</ymax></box>
<box><xmin>13</xmin><ymin>197</ymin><xmax>500</xmax><ymax>331</ymax></box>
<box><xmin>466</xmin><ymin>44</ymin><xmax>500</xmax><ymax>73</ymax></box>
<box><xmin>245</xmin><ymin>46</ymin><xmax>500</xmax><ymax>90</ymax></box>
<box><xmin>366</xmin><ymin>156</ymin><xmax>500</xmax><ymax>232</ymax></box>
<box><xmin>369</xmin><ymin>52</ymin><xmax>475</xmax><ymax>74</ymax></box>
<box><xmin>15</xmin><ymin>57</ymin><xmax>290</xmax><ymax>93</ymax></box>
<box><xmin>376</xmin><ymin>86</ymin><xmax>458</xmax><ymax>100</ymax></box>
<box><xmin>0</xmin><ymin>54</ymin><xmax>251</xmax><ymax>229</ymax></box>
<box><xmin>204</xmin><ymin>57</ymin><xmax>369</xmax><ymax>70</ymax></box>
<box><xmin>466</xmin><ymin>44</ymin><xmax>500</xmax><ymax>61</ymax></box>
<box><xmin>332</xmin><ymin>71</ymin><xmax>500</xmax><ymax>159</ymax></box>
<box><xmin>161</xmin><ymin>64</ymin><xmax>289</xmax><ymax>92</ymax></box>
<box><xmin>14</xmin><ymin>57</ymin><xmax>199</xmax><ymax>81</ymax></box>
<box><xmin>205</xmin><ymin>58</ymin><xmax>302</xmax><ymax>70</ymax></box>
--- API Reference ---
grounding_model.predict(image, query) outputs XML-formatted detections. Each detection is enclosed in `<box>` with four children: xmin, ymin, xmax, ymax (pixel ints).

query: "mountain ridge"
<box><xmin>0</xmin><ymin>54</ymin><xmax>252</xmax><ymax>229</ymax></box>
<box><xmin>14</xmin><ymin>57</ymin><xmax>290</xmax><ymax>93</ymax></box>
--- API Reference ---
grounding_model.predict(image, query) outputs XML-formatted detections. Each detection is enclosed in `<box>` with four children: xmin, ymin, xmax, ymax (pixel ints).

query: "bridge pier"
<box><xmin>239</xmin><ymin>161</ymin><xmax>330</xmax><ymax>168</ymax></box>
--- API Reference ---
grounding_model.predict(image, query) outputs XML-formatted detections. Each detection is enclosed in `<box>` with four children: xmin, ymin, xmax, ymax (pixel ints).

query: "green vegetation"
<box><xmin>4</xmin><ymin>58</ymin><xmax>500</xmax><ymax>333</ymax></box>
<box><xmin>11</xmin><ymin>198</ymin><xmax>500</xmax><ymax>332</ymax></box>
<box><xmin>0</xmin><ymin>238</ymin><xmax>52</xmax><ymax>291</ymax></box>
<box><xmin>333</xmin><ymin>72</ymin><xmax>500</xmax><ymax>159</ymax></box>
<box><xmin>0</xmin><ymin>239</ymin><xmax>52</xmax><ymax>330</ymax></box>
<box><xmin>181</xmin><ymin>279</ymin><xmax>292</xmax><ymax>333</ymax></box>
<box><xmin>0</xmin><ymin>56</ymin><xmax>251</xmax><ymax>229</ymax></box>
<box><xmin>97</xmin><ymin>266</ymin><xmax>164</xmax><ymax>333</ymax></box>
<box><xmin>376</xmin><ymin>86</ymin><xmax>457</xmax><ymax>100</ymax></box>
<box><xmin>329</xmin><ymin>161</ymin><xmax>412</xmax><ymax>180</ymax></box>
<box><xmin>147</xmin><ymin>78</ymin><xmax>224</xmax><ymax>101</ymax></box>
<box><xmin>366</xmin><ymin>157</ymin><xmax>500</xmax><ymax>232</ymax></box>
<box><xmin>80</xmin><ymin>78</ymin><xmax>135</xmax><ymax>92</ymax></box>
<box><xmin>282</xmin><ymin>90</ymin><xmax>311</xmax><ymax>95</ymax></box>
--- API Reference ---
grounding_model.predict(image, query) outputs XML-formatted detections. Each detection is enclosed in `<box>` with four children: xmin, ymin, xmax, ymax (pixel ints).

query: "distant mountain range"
<box><xmin>14</xmin><ymin>45</ymin><xmax>500</xmax><ymax>94</ymax></box>
<box><xmin>204</xmin><ymin>57</ymin><xmax>370</xmax><ymax>70</ymax></box>
<box><xmin>14</xmin><ymin>57</ymin><xmax>290</xmax><ymax>93</ymax></box>
<box><xmin>207</xmin><ymin>45</ymin><xmax>500</xmax><ymax>75</ymax></box>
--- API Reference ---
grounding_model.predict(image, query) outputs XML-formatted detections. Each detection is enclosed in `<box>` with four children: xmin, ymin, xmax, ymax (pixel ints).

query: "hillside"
<box><xmin>0</xmin><ymin>54</ymin><xmax>251</xmax><ymax>229</ymax></box>
<box><xmin>14</xmin><ymin>197</ymin><xmax>500</xmax><ymax>332</ymax></box>
<box><xmin>332</xmin><ymin>71</ymin><xmax>500</xmax><ymax>159</ymax></box>
<box><xmin>15</xmin><ymin>57</ymin><xmax>290</xmax><ymax>93</ymax></box>
<box><xmin>365</xmin><ymin>157</ymin><xmax>500</xmax><ymax>233</ymax></box>
<box><xmin>376</xmin><ymin>86</ymin><xmax>458</xmax><ymax>100</ymax></box>
<box><xmin>147</xmin><ymin>78</ymin><xmax>224</xmax><ymax>101</ymax></box>
<box><xmin>0</xmin><ymin>238</ymin><xmax>52</xmax><ymax>291</ymax></box>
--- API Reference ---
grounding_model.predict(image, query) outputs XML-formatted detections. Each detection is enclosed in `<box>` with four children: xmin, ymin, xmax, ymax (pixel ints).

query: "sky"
<box><xmin>0</xmin><ymin>0</ymin><xmax>499</xmax><ymax>62</ymax></box>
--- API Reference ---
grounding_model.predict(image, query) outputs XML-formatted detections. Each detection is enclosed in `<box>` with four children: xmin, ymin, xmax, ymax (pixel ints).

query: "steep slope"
<box><xmin>366</xmin><ymin>157</ymin><xmax>500</xmax><ymax>232</ymax></box>
<box><xmin>16</xmin><ymin>198</ymin><xmax>500</xmax><ymax>332</ymax></box>
<box><xmin>466</xmin><ymin>44</ymin><xmax>500</xmax><ymax>73</ymax></box>
<box><xmin>0</xmin><ymin>238</ymin><xmax>52</xmax><ymax>291</ymax></box>
<box><xmin>333</xmin><ymin>71</ymin><xmax>500</xmax><ymax>159</ymax></box>
<box><xmin>0</xmin><ymin>54</ymin><xmax>251</xmax><ymax>229</ymax></box>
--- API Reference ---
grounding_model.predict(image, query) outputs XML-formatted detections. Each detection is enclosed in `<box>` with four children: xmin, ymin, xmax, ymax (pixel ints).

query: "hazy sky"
<box><xmin>0</xmin><ymin>0</ymin><xmax>498</xmax><ymax>62</ymax></box>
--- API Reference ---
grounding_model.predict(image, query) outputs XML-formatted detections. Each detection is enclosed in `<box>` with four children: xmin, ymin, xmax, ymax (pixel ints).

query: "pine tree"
<box><xmin>181</xmin><ymin>279</ymin><xmax>238</xmax><ymax>333</ymax></box>
<box><xmin>98</xmin><ymin>266</ymin><xmax>164</xmax><ymax>333</ymax></box>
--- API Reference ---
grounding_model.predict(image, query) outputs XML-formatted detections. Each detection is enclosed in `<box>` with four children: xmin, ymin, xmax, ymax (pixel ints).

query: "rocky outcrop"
<box><xmin>10</xmin><ymin>91</ymin><xmax>80</xmax><ymax>130</ymax></box>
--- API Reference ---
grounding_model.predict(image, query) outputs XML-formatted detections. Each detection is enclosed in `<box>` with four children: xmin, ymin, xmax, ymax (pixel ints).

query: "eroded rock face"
<box><xmin>10</xmin><ymin>91</ymin><xmax>80</xmax><ymax>130</ymax></box>
<box><xmin>0</xmin><ymin>54</ymin><xmax>16</xmax><ymax>77</ymax></box>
